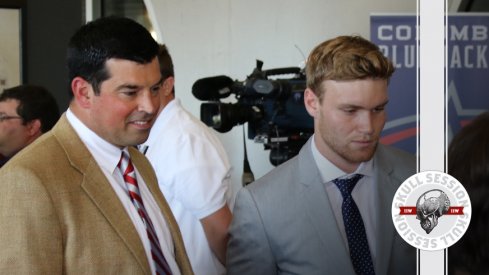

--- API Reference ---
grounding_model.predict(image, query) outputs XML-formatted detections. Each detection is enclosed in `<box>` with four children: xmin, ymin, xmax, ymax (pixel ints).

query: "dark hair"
<box><xmin>158</xmin><ymin>44</ymin><xmax>175</xmax><ymax>95</ymax></box>
<box><xmin>66</xmin><ymin>16</ymin><xmax>159</xmax><ymax>96</ymax></box>
<box><xmin>158</xmin><ymin>44</ymin><xmax>174</xmax><ymax>80</ymax></box>
<box><xmin>447</xmin><ymin>111</ymin><xmax>489</xmax><ymax>275</ymax></box>
<box><xmin>0</xmin><ymin>84</ymin><xmax>60</xmax><ymax>132</ymax></box>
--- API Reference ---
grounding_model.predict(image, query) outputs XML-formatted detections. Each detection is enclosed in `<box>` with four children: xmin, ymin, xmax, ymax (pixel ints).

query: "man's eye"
<box><xmin>122</xmin><ymin>91</ymin><xmax>137</xmax><ymax>96</ymax></box>
<box><xmin>373</xmin><ymin>107</ymin><xmax>385</xmax><ymax>113</ymax></box>
<box><xmin>150</xmin><ymin>86</ymin><xmax>161</xmax><ymax>95</ymax></box>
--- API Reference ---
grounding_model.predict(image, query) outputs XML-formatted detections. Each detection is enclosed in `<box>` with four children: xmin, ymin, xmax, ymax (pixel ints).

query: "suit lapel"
<box><xmin>81</xmin><ymin>164</ymin><xmax>151</xmax><ymax>274</ymax></box>
<box><xmin>299</xmin><ymin>139</ymin><xmax>400</xmax><ymax>273</ymax></box>
<box><xmin>53</xmin><ymin>115</ymin><xmax>151</xmax><ymax>274</ymax></box>
<box><xmin>298</xmin><ymin>139</ymin><xmax>356</xmax><ymax>272</ymax></box>
<box><xmin>372</xmin><ymin>146</ymin><xmax>398</xmax><ymax>275</ymax></box>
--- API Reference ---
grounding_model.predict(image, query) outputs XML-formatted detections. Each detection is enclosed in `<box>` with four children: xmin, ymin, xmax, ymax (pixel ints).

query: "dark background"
<box><xmin>1</xmin><ymin>0</ymin><xmax>83</xmax><ymax>110</ymax></box>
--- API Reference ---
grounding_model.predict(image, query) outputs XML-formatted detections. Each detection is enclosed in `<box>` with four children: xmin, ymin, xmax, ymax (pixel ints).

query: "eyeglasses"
<box><xmin>0</xmin><ymin>115</ymin><xmax>23</xmax><ymax>122</ymax></box>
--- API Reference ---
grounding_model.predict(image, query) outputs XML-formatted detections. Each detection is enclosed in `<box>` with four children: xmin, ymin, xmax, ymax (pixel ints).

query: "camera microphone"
<box><xmin>192</xmin><ymin>75</ymin><xmax>234</xmax><ymax>100</ymax></box>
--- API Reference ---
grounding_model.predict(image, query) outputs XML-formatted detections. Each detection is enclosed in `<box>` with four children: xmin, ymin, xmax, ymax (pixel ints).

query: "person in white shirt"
<box><xmin>141</xmin><ymin>44</ymin><xmax>232</xmax><ymax>275</ymax></box>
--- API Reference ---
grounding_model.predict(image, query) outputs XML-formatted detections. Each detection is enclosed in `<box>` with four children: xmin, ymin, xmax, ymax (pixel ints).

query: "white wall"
<box><xmin>144</xmin><ymin>0</ymin><xmax>416</xmax><ymax>202</ymax></box>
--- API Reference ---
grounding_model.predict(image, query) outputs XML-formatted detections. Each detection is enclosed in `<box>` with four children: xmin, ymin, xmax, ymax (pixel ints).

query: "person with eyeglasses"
<box><xmin>0</xmin><ymin>84</ymin><xmax>60</xmax><ymax>168</ymax></box>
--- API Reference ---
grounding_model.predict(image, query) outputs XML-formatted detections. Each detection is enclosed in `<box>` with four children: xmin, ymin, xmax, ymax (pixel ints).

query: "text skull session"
<box><xmin>192</xmin><ymin>60</ymin><xmax>313</xmax><ymax>166</ymax></box>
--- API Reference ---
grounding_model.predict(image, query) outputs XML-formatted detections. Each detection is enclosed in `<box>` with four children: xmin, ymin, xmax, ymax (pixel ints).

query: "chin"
<box><xmin>125</xmin><ymin>136</ymin><xmax>149</xmax><ymax>147</ymax></box>
<box><xmin>348</xmin><ymin>148</ymin><xmax>376</xmax><ymax>163</ymax></box>
<box><xmin>134</xmin><ymin>138</ymin><xmax>149</xmax><ymax>146</ymax></box>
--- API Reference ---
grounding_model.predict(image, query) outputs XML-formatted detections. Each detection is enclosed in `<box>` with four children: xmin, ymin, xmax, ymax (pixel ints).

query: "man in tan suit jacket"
<box><xmin>0</xmin><ymin>17</ymin><xmax>193</xmax><ymax>275</ymax></box>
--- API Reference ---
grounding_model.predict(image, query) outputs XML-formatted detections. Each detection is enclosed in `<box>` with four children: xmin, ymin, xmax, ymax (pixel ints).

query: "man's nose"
<box><xmin>137</xmin><ymin>90</ymin><xmax>159</xmax><ymax>114</ymax></box>
<box><xmin>357</xmin><ymin>112</ymin><xmax>374</xmax><ymax>135</ymax></box>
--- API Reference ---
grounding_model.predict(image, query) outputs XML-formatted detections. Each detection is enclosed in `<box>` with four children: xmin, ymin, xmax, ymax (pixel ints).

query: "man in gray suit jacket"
<box><xmin>227</xmin><ymin>35</ymin><xmax>416</xmax><ymax>275</ymax></box>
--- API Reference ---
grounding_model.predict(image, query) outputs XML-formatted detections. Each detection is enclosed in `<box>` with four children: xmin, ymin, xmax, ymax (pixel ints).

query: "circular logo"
<box><xmin>391</xmin><ymin>170</ymin><xmax>471</xmax><ymax>251</ymax></box>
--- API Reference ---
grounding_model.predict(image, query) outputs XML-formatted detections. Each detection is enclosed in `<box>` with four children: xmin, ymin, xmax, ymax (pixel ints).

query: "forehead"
<box><xmin>0</xmin><ymin>99</ymin><xmax>20</xmax><ymax>113</ymax></box>
<box><xmin>320</xmin><ymin>79</ymin><xmax>388</xmax><ymax>104</ymax></box>
<box><xmin>105</xmin><ymin>57</ymin><xmax>159</xmax><ymax>74</ymax></box>
<box><xmin>101</xmin><ymin>58</ymin><xmax>160</xmax><ymax>86</ymax></box>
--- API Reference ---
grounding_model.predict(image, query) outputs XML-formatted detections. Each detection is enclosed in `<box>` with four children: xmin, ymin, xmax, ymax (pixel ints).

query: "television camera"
<box><xmin>192</xmin><ymin>60</ymin><xmax>313</xmax><ymax>166</ymax></box>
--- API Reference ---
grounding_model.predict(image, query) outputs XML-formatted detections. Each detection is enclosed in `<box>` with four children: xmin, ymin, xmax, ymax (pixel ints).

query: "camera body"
<box><xmin>193</xmin><ymin>60</ymin><xmax>313</xmax><ymax>165</ymax></box>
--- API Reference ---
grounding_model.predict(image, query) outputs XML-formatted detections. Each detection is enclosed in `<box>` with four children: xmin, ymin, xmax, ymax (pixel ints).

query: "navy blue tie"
<box><xmin>333</xmin><ymin>174</ymin><xmax>375</xmax><ymax>275</ymax></box>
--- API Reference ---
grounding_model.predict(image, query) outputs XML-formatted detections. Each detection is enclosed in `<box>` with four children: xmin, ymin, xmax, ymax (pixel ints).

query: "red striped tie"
<box><xmin>118</xmin><ymin>151</ymin><xmax>172</xmax><ymax>275</ymax></box>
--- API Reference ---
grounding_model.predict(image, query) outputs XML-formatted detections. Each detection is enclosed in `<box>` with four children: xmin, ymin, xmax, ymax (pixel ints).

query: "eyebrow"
<box><xmin>374</xmin><ymin>100</ymin><xmax>389</xmax><ymax>108</ymax></box>
<box><xmin>154</xmin><ymin>76</ymin><xmax>164</xmax><ymax>87</ymax></box>
<box><xmin>339</xmin><ymin>100</ymin><xmax>389</xmax><ymax>109</ymax></box>
<box><xmin>115</xmin><ymin>76</ymin><xmax>164</xmax><ymax>92</ymax></box>
<box><xmin>115</xmin><ymin>84</ymin><xmax>139</xmax><ymax>91</ymax></box>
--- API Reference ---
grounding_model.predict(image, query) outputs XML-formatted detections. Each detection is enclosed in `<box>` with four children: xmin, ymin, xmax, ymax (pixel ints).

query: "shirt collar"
<box><xmin>66</xmin><ymin>108</ymin><xmax>124</xmax><ymax>174</ymax></box>
<box><xmin>310</xmin><ymin>134</ymin><xmax>374</xmax><ymax>183</ymax></box>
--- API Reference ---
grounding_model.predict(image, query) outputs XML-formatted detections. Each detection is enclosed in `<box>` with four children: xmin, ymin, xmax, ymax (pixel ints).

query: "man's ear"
<box><xmin>71</xmin><ymin>76</ymin><xmax>93</xmax><ymax>108</ymax></box>
<box><xmin>161</xmin><ymin>76</ymin><xmax>175</xmax><ymax>97</ymax></box>
<box><xmin>304</xmin><ymin>88</ymin><xmax>320</xmax><ymax>118</ymax></box>
<box><xmin>26</xmin><ymin>119</ymin><xmax>42</xmax><ymax>136</ymax></box>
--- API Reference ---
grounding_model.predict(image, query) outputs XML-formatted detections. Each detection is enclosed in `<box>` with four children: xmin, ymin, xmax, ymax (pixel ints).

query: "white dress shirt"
<box><xmin>66</xmin><ymin>109</ymin><xmax>181</xmax><ymax>275</ymax></box>
<box><xmin>140</xmin><ymin>98</ymin><xmax>231</xmax><ymax>275</ymax></box>
<box><xmin>310</xmin><ymin>135</ymin><xmax>378</xmax><ymax>264</ymax></box>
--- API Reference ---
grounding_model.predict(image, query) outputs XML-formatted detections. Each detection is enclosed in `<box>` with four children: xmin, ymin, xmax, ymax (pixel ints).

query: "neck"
<box><xmin>313</xmin><ymin>135</ymin><xmax>360</xmax><ymax>174</ymax></box>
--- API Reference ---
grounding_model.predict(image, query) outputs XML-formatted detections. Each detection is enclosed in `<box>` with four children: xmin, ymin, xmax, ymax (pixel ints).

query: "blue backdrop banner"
<box><xmin>370</xmin><ymin>13</ymin><xmax>489</xmax><ymax>154</ymax></box>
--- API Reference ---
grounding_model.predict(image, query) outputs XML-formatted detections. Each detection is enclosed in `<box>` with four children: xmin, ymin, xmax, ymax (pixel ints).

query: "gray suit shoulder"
<box><xmin>376</xmin><ymin>144</ymin><xmax>416</xmax><ymax>180</ymax></box>
<box><xmin>244</xmin><ymin>154</ymin><xmax>301</xmax><ymax>195</ymax></box>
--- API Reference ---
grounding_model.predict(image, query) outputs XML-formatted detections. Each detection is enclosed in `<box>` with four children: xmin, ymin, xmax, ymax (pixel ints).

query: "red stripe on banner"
<box><xmin>380</xmin><ymin>127</ymin><xmax>417</xmax><ymax>145</ymax></box>
<box><xmin>459</xmin><ymin>120</ymin><xmax>472</xmax><ymax>127</ymax></box>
